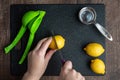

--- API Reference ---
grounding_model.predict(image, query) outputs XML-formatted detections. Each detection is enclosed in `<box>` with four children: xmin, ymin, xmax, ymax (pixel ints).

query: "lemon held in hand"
<box><xmin>49</xmin><ymin>35</ymin><xmax>65</xmax><ymax>50</ymax></box>
<box><xmin>84</xmin><ymin>43</ymin><xmax>105</xmax><ymax>57</ymax></box>
<box><xmin>90</xmin><ymin>58</ymin><xmax>105</xmax><ymax>74</ymax></box>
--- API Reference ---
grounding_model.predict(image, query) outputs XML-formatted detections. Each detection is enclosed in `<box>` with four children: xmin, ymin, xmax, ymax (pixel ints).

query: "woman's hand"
<box><xmin>22</xmin><ymin>37</ymin><xmax>56</xmax><ymax>80</ymax></box>
<box><xmin>59</xmin><ymin>61</ymin><xmax>85</xmax><ymax>80</ymax></box>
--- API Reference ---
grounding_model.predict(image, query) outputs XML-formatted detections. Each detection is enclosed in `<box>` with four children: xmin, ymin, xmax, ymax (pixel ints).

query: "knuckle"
<box><xmin>71</xmin><ymin>69</ymin><xmax>76</xmax><ymax>73</ymax></box>
<box><xmin>77</xmin><ymin>72</ymin><xmax>81</xmax><ymax>76</ymax></box>
<box><xmin>70</xmin><ymin>69</ymin><xmax>76</xmax><ymax>75</ymax></box>
<box><xmin>76</xmin><ymin>73</ymin><xmax>81</xmax><ymax>79</ymax></box>
<box><xmin>30</xmin><ymin>50</ymin><xmax>38</xmax><ymax>56</ymax></box>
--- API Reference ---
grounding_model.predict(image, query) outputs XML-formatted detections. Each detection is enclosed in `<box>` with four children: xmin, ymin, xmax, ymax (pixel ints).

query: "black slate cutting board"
<box><xmin>10</xmin><ymin>4</ymin><xmax>106</xmax><ymax>76</ymax></box>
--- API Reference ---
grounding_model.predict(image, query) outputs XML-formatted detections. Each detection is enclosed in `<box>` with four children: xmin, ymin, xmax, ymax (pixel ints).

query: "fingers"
<box><xmin>45</xmin><ymin>49</ymin><xmax>56</xmax><ymax>63</ymax></box>
<box><xmin>63</xmin><ymin>61</ymin><xmax>73</xmax><ymax>70</ymax></box>
<box><xmin>60</xmin><ymin>61</ymin><xmax>85</xmax><ymax>80</ymax></box>
<box><xmin>38</xmin><ymin>37</ymin><xmax>52</xmax><ymax>55</ymax></box>
<box><xmin>34</xmin><ymin>38</ymin><xmax>48</xmax><ymax>51</ymax></box>
<box><xmin>33</xmin><ymin>37</ymin><xmax>52</xmax><ymax>56</ymax></box>
<box><xmin>61</xmin><ymin>61</ymin><xmax>73</xmax><ymax>74</ymax></box>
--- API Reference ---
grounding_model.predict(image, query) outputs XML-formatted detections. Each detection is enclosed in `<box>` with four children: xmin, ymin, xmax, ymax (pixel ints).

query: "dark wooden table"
<box><xmin>0</xmin><ymin>0</ymin><xmax>120</xmax><ymax>80</ymax></box>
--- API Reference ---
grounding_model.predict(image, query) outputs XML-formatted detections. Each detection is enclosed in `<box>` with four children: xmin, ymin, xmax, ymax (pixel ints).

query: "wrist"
<box><xmin>22</xmin><ymin>72</ymin><xmax>41</xmax><ymax>80</ymax></box>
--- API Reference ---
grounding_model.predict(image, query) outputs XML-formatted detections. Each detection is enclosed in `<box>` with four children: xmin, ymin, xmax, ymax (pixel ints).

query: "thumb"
<box><xmin>45</xmin><ymin>49</ymin><xmax>56</xmax><ymax>63</ymax></box>
<box><xmin>62</xmin><ymin>61</ymin><xmax>73</xmax><ymax>74</ymax></box>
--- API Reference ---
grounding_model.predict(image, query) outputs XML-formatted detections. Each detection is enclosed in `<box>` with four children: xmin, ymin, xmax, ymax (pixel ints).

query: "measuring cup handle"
<box><xmin>94</xmin><ymin>23</ymin><xmax>113</xmax><ymax>41</ymax></box>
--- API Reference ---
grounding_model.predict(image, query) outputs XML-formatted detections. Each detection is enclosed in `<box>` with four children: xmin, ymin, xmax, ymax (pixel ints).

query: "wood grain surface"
<box><xmin>0</xmin><ymin>0</ymin><xmax>120</xmax><ymax>80</ymax></box>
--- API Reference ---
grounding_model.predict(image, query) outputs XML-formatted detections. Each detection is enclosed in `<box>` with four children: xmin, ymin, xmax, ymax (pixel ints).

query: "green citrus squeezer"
<box><xmin>4</xmin><ymin>10</ymin><xmax>46</xmax><ymax>64</ymax></box>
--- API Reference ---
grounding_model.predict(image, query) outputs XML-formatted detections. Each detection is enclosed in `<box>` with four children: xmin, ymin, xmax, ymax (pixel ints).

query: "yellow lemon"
<box><xmin>49</xmin><ymin>35</ymin><xmax>65</xmax><ymax>50</ymax></box>
<box><xmin>84</xmin><ymin>43</ymin><xmax>105</xmax><ymax>57</ymax></box>
<box><xmin>90</xmin><ymin>58</ymin><xmax>105</xmax><ymax>74</ymax></box>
